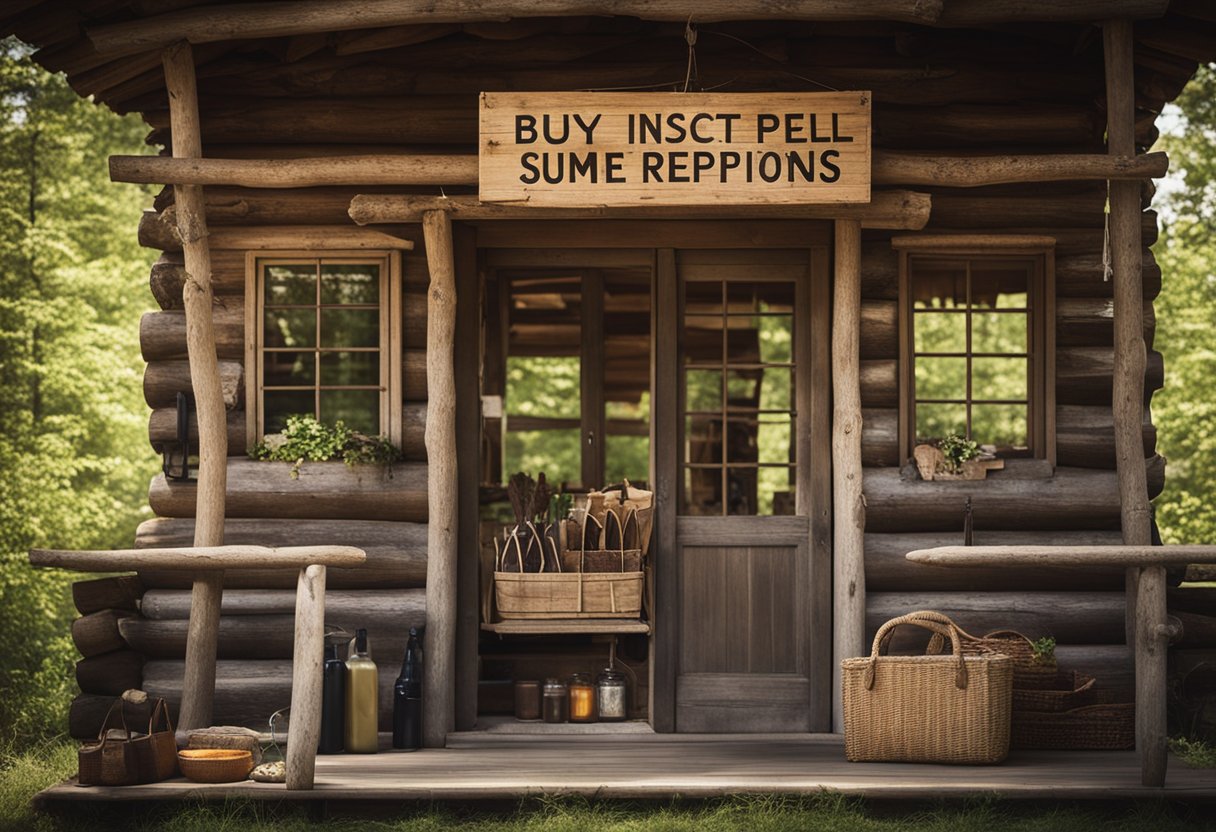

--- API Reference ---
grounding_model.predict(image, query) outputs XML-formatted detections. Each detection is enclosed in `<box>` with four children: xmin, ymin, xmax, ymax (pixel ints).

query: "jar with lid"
<box><xmin>542</xmin><ymin>677</ymin><xmax>568</xmax><ymax>723</ymax></box>
<box><xmin>568</xmin><ymin>672</ymin><xmax>597</xmax><ymax>723</ymax></box>
<box><xmin>514</xmin><ymin>680</ymin><xmax>541</xmax><ymax>721</ymax></box>
<box><xmin>595</xmin><ymin>667</ymin><xmax>627</xmax><ymax>722</ymax></box>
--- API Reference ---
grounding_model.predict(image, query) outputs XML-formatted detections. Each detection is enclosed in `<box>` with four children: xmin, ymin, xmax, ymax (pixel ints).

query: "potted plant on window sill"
<box><xmin>249</xmin><ymin>414</ymin><xmax>400</xmax><ymax>479</ymax></box>
<box><xmin>913</xmin><ymin>433</ymin><xmax>1005</xmax><ymax>481</ymax></box>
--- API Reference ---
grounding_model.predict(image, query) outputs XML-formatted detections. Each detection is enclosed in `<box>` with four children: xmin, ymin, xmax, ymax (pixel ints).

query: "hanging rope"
<box><xmin>1102</xmin><ymin>181</ymin><xmax>1113</xmax><ymax>282</ymax></box>
<box><xmin>683</xmin><ymin>18</ymin><xmax>700</xmax><ymax>92</ymax></box>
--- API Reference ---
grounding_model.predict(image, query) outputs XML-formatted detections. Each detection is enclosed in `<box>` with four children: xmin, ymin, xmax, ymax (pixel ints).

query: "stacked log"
<box><xmin>68</xmin><ymin>577</ymin><xmax>147</xmax><ymax>737</ymax></box>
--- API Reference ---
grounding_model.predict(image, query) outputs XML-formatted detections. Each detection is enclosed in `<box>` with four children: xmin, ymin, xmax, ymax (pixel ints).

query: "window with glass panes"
<box><xmin>253</xmin><ymin>255</ymin><xmax>394</xmax><ymax>439</ymax></box>
<box><xmin>901</xmin><ymin>252</ymin><xmax>1050</xmax><ymax>459</ymax></box>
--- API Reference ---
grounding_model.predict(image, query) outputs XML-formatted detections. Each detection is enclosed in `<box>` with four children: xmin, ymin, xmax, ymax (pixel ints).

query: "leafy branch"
<box><xmin>249</xmin><ymin>414</ymin><xmax>399</xmax><ymax>478</ymax></box>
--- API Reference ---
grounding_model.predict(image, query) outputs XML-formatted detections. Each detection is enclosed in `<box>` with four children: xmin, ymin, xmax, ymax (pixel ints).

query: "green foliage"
<box><xmin>1030</xmin><ymin>636</ymin><xmax>1057</xmax><ymax>665</ymax></box>
<box><xmin>939</xmin><ymin>433</ymin><xmax>981</xmax><ymax>473</ymax></box>
<box><xmin>1153</xmin><ymin>64</ymin><xmax>1216</xmax><ymax>544</ymax></box>
<box><xmin>1169</xmin><ymin>736</ymin><xmax>1216</xmax><ymax>768</ymax></box>
<box><xmin>249</xmin><ymin>414</ymin><xmax>399</xmax><ymax>478</ymax></box>
<box><xmin>0</xmin><ymin>39</ymin><xmax>158</xmax><ymax>748</ymax></box>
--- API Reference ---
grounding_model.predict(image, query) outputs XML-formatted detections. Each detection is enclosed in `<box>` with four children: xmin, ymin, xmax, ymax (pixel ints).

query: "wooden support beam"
<box><xmin>110</xmin><ymin>154</ymin><xmax>479</xmax><ymax>188</ymax></box>
<box><xmin>1106</xmin><ymin>18</ymin><xmax>1158</xmax><ymax>788</ymax></box>
<box><xmin>906</xmin><ymin>545</ymin><xmax>1216</xmax><ymax>568</ymax></box>
<box><xmin>832</xmin><ymin>219</ymin><xmax>865</xmax><ymax>733</ymax></box>
<box><xmin>163</xmin><ymin>39</ymin><xmax>226</xmax><ymax>735</ymax></box>
<box><xmin>285</xmin><ymin>564</ymin><xmax>325</xmax><ymax>790</ymax></box>
<box><xmin>349</xmin><ymin>191</ymin><xmax>931</xmax><ymax>230</ymax></box>
<box><xmin>111</xmin><ymin>151</ymin><xmax>1168</xmax><ymax>191</ymax></box>
<box><xmin>86</xmin><ymin>1</ymin><xmax>946</xmax><ymax>56</ymax></box>
<box><xmin>421</xmin><ymin>209</ymin><xmax>457</xmax><ymax>747</ymax></box>
<box><xmin>31</xmin><ymin>545</ymin><xmax>368</xmax><ymax>572</ymax></box>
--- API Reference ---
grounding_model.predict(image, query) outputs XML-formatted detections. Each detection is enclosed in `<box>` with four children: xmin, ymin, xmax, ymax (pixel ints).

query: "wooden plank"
<box><xmin>874</xmin><ymin>151</ymin><xmax>1166</xmax><ymax>187</ymax></box>
<box><xmin>110</xmin><ymin>153</ymin><xmax>479</xmax><ymax>187</ymax></box>
<box><xmin>474</xmin><ymin>220</ymin><xmax>835</xmax><ymax>249</ymax></box>
<box><xmin>32</xmin><ymin>545</ymin><xmax>367</xmax><ymax>572</ymax></box>
<box><xmin>286</xmin><ymin>564</ymin><xmax>325</xmax><ymax>789</ymax></box>
<box><xmin>421</xmin><ymin>209</ymin><xmax>458</xmax><ymax>748</ymax></box>
<box><xmin>806</xmin><ymin>245</ymin><xmax>833</xmax><ymax>731</ymax></box>
<box><xmin>676</xmin><ymin>674</ymin><xmax>811</xmax><ymax>733</ymax></box>
<box><xmin>349</xmin><ymin>190</ymin><xmax>929</xmax><ymax>230</ymax></box>
<box><xmin>906</xmin><ymin>544</ymin><xmax>1216</xmax><ymax>568</ymax></box>
<box><xmin>481</xmin><ymin>619</ymin><xmax>650</xmax><ymax>635</ymax></box>
<box><xmin>651</xmin><ymin>248</ymin><xmax>678</xmax><ymax>733</ymax></box>
<box><xmin>832</xmin><ymin>218</ymin><xmax>865</xmax><ymax>732</ymax></box>
<box><xmin>580</xmin><ymin>269</ymin><xmax>605</xmax><ymax>488</ymax></box>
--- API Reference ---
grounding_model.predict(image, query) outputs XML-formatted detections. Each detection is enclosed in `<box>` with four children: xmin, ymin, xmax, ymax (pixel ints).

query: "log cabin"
<box><xmin>8</xmin><ymin>0</ymin><xmax>1216</xmax><ymax>793</ymax></box>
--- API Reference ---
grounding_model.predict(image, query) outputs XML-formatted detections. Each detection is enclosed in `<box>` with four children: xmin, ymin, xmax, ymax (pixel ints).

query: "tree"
<box><xmin>1152</xmin><ymin>64</ymin><xmax>1216</xmax><ymax>545</ymax></box>
<box><xmin>0</xmin><ymin>39</ymin><xmax>158</xmax><ymax>744</ymax></box>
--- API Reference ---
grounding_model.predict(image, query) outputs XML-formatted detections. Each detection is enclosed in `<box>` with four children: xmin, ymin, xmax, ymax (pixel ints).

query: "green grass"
<box><xmin>3</xmin><ymin>746</ymin><xmax>1215</xmax><ymax>832</ymax></box>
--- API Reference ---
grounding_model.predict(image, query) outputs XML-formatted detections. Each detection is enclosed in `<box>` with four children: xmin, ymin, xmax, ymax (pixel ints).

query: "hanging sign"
<box><xmin>479</xmin><ymin>91</ymin><xmax>871</xmax><ymax>207</ymax></box>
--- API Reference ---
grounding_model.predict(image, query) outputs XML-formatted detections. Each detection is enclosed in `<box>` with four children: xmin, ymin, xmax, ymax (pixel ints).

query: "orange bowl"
<box><xmin>178</xmin><ymin>749</ymin><xmax>254</xmax><ymax>783</ymax></box>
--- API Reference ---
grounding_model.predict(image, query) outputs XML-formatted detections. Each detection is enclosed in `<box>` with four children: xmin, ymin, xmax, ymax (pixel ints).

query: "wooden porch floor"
<box><xmin>34</xmin><ymin>733</ymin><xmax>1216</xmax><ymax>806</ymax></box>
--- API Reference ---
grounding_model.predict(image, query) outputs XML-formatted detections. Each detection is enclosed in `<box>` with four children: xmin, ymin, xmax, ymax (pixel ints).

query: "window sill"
<box><xmin>900</xmin><ymin>457</ymin><xmax>1054</xmax><ymax>482</ymax></box>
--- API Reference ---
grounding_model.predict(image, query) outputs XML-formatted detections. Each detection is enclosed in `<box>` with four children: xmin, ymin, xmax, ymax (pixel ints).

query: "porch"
<box><xmin>34</xmin><ymin>734</ymin><xmax>1216</xmax><ymax>807</ymax></box>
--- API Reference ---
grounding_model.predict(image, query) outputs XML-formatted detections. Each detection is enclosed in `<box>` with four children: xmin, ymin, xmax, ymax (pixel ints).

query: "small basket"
<box><xmin>1011</xmin><ymin>703</ymin><xmax>1135</xmax><ymax>750</ymax></box>
<box><xmin>842</xmin><ymin>611</ymin><xmax>1013</xmax><ymax>764</ymax></box>
<box><xmin>178</xmin><ymin>749</ymin><xmax>254</xmax><ymax>783</ymax></box>
<box><xmin>917</xmin><ymin>615</ymin><xmax>1058</xmax><ymax>688</ymax></box>
<box><xmin>1011</xmin><ymin>671</ymin><xmax>1096</xmax><ymax>713</ymax></box>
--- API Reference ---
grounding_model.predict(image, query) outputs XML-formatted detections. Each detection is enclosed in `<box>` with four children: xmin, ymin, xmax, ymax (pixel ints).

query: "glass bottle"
<box><xmin>514</xmin><ymin>680</ymin><xmax>542</xmax><ymax>721</ymax></box>
<box><xmin>595</xmin><ymin>667</ymin><xmax>627</xmax><ymax>722</ymax></box>
<box><xmin>542</xmin><ymin>677</ymin><xmax>568</xmax><ymax>723</ymax></box>
<box><xmin>568</xmin><ymin>672</ymin><xmax>596</xmax><ymax>723</ymax></box>
<box><xmin>344</xmin><ymin>628</ymin><xmax>379</xmax><ymax>753</ymax></box>
<box><xmin>318</xmin><ymin>641</ymin><xmax>346</xmax><ymax>754</ymax></box>
<box><xmin>392</xmin><ymin>626</ymin><xmax>423</xmax><ymax>750</ymax></box>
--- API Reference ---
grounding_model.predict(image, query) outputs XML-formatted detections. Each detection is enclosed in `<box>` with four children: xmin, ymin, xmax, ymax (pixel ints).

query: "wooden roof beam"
<box><xmin>347</xmin><ymin>190</ymin><xmax>932</xmax><ymax>230</ymax></box>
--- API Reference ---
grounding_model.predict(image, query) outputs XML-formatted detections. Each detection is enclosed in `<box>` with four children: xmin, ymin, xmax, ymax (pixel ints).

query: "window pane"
<box><xmin>973</xmin><ymin>312</ymin><xmax>1027</xmax><ymax>354</ymax></box>
<box><xmin>265</xmin><ymin>309</ymin><xmax>316</xmax><ymax>348</ymax></box>
<box><xmin>971</xmin><ymin>404</ymin><xmax>1029</xmax><ymax>448</ymax></box>
<box><xmin>726</xmin><ymin>370</ymin><xmax>759</xmax><ymax>406</ymax></box>
<box><xmin>263</xmin><ymin>390</ymin><xmax>315</xmax><ymax>434</ymax></box>
<box><xmin>916</xmin><ymin>402</ymin><xmax>967</xmax><ymax>443</ymax></box>
<box><xmin>914</xmin><ymin>311</ymin><xmax>966</xmax><ymax>354</ymax></box>
<box><xmin>914</xmin><ymin>356</ymin><xmax>967</xmax><ymax>401</ymax></box>
<box><xmin>758</xmin><ymin>314</ymin><xmax>793</xmax><ymax>363</ymax></box>
<box><xmin>971</xmin><ymin>260</ymin><xmax>1030</xmax><ymax>309</ymax></box>
<box><xmin>321</xmin><ymin>309</ymin><xmax>379</xmax><ymax>348</ymax></box>
<box><xmin>685</xmin><ymin>416</ymin><xmax>723</xmax><ymax>465</ymax></box>
<box><xmin>757</xmin><ymin>366</ymin><xmax>793</xmax><ymax>411</ymax></box>
<box><xmin>972</xmin><ymin>357</ymin><xmax>1027</xmax><ymax>401</ymax></box>
<box><xmin>506</xmin><ymin>356</ymin><xmax>580</xmax><ymax>420</ymax></box>
<box><xmin>726</xmin><ymin>467</ymin><xmax>758</xmax><ymax>515</ymax></box>
<box><xmin>319</xmin><ymin>390</ymin><xmax>380</xmax><ymax>434</ymax></box>
<box><xmin>728</xmin><ymin>280</ymin><xmax>795</xmax><ymax>313</ymax></box>
<box><xmin>910</xmin><ymin>258</ymin><xmax>967</xmax><ymax>309</ymax></box>
<box><xmin>605</xmin><ymin>435</ymin><xmax>649</xmax><ymax>485</ymax></box>
<box><xmin>505</xmin><ymin>429</ymin><xmax>581</xmax><ymax>488</ymax></box>
<box><xmin>684</xmin><ymin>315</ymin><xmax>723</xmax><ymax>364</ymax></box>
<box><xmin>756</xmin><ymin>413</ymin><xmax>794</xmax><ymax>466</ymax></box>
<box><xmin>684</xmin><ymin>466</ymin><xmax>722</xmax><ymax>516</ymax></box>
<box><xmin>321</xmin><ymin>263</ymin><xmax>380</xmax><ymax>305</ymax></box>
<box><xmin>758</xmin><ymin>467</ymin><xmax>796</xmax><ymax>516</ymax></box>
<box><xmin>320</xmin><ymin>351</ymin><xmax>379</xmax><ymax>386</ymax></box>
<box><xmin>264</xmin><ymin>263</ymin><xmax>316</xmax><ymax>305</ymax></box>
<box><xmin>264</xmin><ymin>351</ymin><xmax>315</xmax><ymax>387</ymax></box>
<box><xmin>685</xmin><ymin>369</ymin><xmax>722</xmax><ymax>412</ymax></box>
<box><xmin>684</xmin><ymin>280</ymin><xmax>723</xmax><ymax>312</ymax></box>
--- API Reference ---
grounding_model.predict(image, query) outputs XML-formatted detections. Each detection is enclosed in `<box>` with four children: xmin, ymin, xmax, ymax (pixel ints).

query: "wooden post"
<box><xmin>1105</xmin><ymin>19</ymin><xmax>1161</xmax><ymax>787</ymax></box>
<box><xmin>163</xmin><ymin>40</ymin><xmax>227</xmax><ymax>734</ymax></box>
<box><xmin>285</xmin><ymin>564</ymin><xmax>325</xmax><ymax>790</ymax></box>
<box><xmin>832</xmin><ymin>219</ymin><xmax>866</xmax><ymax>732</ymax></box>
<box><xmin>422</xmin><ymin>209</ymin><xmax>457</xmax><ymax>747</ymax></box>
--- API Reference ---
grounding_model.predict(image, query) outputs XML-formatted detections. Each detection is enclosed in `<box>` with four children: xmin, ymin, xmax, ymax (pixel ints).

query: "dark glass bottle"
<box><xmin>392</xmin><ymin>626</ymin><xmax>423</xmax><ymax>750</ymax></box>
<box><xmin>319</xmin><ymin>641</ymin><xmax>345</xmax><ymax>754</ymax></box>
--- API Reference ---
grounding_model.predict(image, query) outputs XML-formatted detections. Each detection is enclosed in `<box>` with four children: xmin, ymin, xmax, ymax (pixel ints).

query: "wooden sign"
<box><xmin>479</xmin><ymin>92</ymin><xmax>871</xmax><ymax>207</ymax></box>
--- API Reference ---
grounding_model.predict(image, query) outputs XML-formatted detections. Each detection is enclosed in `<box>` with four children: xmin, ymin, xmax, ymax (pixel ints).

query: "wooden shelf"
<box><xmin>481</xmin><ymin>619</ymin><xmax>651</xmax><ymax>635</ymax></box>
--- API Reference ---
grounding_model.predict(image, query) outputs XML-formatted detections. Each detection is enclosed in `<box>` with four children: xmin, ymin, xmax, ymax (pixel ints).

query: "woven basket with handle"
<box><xmin>842</xmin><ymin>610</ymin><xmax>1013</xmax><ymax>764</ymax></box>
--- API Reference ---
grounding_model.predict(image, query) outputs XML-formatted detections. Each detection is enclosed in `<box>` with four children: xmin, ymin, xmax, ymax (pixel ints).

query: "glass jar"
<box><xmin>568</xmin><ymin>672</ymin><xmax>597</xmax><ymax>723</ymax></box>
<box><xmin>514</xmin><ymin>680</ymin><xmax>541</xmax><ymax>721</ymax></box>
<box><xmin>542</xmin><ymin>677</ymin><xmax>568</xmax><ymax>723</ymax></box>
<box><xmin>596</xmin><ymin>667</ymin><xmax>627</xmax><ymax>722</ymax></box>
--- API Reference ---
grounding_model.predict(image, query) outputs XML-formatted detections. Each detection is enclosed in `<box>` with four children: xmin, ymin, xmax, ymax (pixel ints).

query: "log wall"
<box><xmin>38</xmin><ymin>11</ymin><xmax>1205</xmax><ymax>733</ymax></box>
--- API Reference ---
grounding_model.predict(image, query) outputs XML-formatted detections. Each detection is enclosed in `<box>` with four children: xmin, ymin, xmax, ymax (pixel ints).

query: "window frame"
<box><xmin>893</xmin><ymin>236</ymin><xmax>1056</xmax><ymax>467</ymax></box>
<box><xmin>245</xmin><ymin>250</ymin><xmax>403</xmax><ymax>449</ymax></box>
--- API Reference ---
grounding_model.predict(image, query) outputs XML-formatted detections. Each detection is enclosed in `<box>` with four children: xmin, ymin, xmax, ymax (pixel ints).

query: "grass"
<box><xmin>1170</xmin><ymin>736</ymin><xmax>1216</xmax><ymax>768</ymax></box>
<box><xmin>3</xmin><ymin>743</ymin><xmax>1215</xmax><ymax>832</ymax></box>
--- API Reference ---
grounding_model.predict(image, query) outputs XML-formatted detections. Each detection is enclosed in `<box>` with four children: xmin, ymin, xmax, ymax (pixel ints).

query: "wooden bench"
<box><xmin>30</xmin><ymin>544</ymin><xmax>366</xmax><ymax>790</ymax></box>
<box><xmin>906</xmin><ymin>544</ymin><xmax>1216</xmax><ymax>787</ymax></box>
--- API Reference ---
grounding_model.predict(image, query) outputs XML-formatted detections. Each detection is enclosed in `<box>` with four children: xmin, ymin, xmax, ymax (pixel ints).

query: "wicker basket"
<box><xmin>178</xmin><ymin>749</ymin><xmax>254</xmax><ymax>783</ymax></box>
<box><xmin>1011</xmin><ymin>703</ymin><xmax>1135</xmax><ymax>750</ymax></box>
<box><xmin>1011</xmin><ymin>671</ymin><xmax>1096</xmax><ymax>713</ymax></box>
<box><xmin>842</xmin><ymin>612</ymin><xmax>1013</xmax><ymax>764</ymax></box>
<box><xmin>494</xmin><ymin>570</ymin><xmax>643</xmax><ymax>619</ymax></box>
<box><xmin>916</xmin><ymin>613</ymin><xmax>1058</xmax><ymax>688</ymax></box>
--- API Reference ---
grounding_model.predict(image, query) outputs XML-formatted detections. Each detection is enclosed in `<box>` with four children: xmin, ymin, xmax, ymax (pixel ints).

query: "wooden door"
<box><xmin>654</xmin><ymin>247</ymin><xmax>831</xmax><ymax>733</ymax></box>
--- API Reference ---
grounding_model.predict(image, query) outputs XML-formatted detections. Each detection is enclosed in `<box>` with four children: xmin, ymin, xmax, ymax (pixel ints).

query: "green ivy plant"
<box><xmin>939</xmin><ymin>432</ymin><xmax>981</xmax><ymax>473</ymax></box>
<box><xmin>249</xmin><ymin>415</ymin><xmax>399</xmax><ymax>478</ymax></box>
<box><xmin>1030</xmin><ymin>636</ymin><xmax>1057</xmax><ymax>666</ymax></box>
<box><xmin>1169</xmin><ymin>736</ymin><xmax>1216</xmax><ymax>768</ymax></box>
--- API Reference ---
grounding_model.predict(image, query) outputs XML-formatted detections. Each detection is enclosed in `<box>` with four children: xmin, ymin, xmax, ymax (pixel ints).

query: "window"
<box><xmin>247</xmin><ymin>252</ymin><xmax>401</xmax><ymax>445</ymax></box>
<box><xmin>896</xmin><ymin>240</ymin><xmax>1054</xmax><ymax>462</ymax></box>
